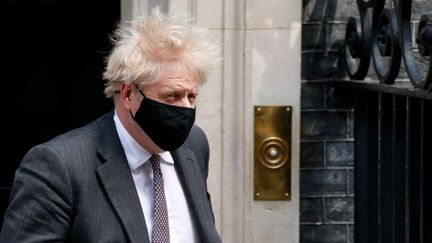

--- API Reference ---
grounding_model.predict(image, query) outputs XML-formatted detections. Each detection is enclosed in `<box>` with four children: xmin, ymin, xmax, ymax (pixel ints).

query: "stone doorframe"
<box><xmin>121</xmin><ymin>1</ymin><xmax>301</xmax><ymax>242</ymax></box>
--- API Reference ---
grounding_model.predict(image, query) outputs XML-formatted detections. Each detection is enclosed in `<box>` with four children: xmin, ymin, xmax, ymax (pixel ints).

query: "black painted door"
<box><xmin>0</xmin><ymin>0</ymin><xmax>120</xmax><ymax>224</ymax></box>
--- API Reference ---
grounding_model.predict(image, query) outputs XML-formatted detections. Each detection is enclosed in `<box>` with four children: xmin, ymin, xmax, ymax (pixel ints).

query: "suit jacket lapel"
<box><xmin>171</xmin><ymin>149</ymin><xmax>215</xmax><ymax>242</ymax></box>
<box><xmin>95</xmin><ymin>112</ymin><xmax>150</xmax><ymax>243</ymax></box>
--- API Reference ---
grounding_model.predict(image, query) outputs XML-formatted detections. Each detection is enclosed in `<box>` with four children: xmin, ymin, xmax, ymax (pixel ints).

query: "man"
<box><xmin>0</xmin><ymin>8</ymin><xmax>222</xmax><ymax>243</ymax></box>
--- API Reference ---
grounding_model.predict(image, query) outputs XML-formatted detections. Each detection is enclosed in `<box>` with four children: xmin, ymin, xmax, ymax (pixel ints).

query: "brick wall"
<box><xmin>300</xmin><ymin>82</ymin><xmax>354</xmax><ymax>243</ymax></box>
<box><xmin>301</xmin><ymin>0</ymin><xmax>357</xmax><ymax>242</ymax></box>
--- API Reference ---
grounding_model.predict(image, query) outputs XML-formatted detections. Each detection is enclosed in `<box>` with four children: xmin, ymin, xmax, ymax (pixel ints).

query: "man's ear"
<box><xmin>119</xmin><ymin>82</ymin><xmax>134</xmax><ymax>108</ymax></box>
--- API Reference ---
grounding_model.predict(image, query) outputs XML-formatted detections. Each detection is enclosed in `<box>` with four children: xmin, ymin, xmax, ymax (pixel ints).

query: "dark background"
<box><xmin>0</xmin><ymin>0</ymin><xmax>120</xmax><ymax>225</ymax></box>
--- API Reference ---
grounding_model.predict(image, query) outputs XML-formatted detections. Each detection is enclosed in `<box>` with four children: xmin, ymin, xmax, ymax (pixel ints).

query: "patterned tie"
<box><xmin>149</xmin><ymin>154</ymin><xmax>170</xmax><ymax>243</ymax></box>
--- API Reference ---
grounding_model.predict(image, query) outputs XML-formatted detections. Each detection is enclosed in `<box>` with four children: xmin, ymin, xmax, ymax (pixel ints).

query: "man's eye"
<box><xmin>188</xmin><ymin>94</ymin><xmax>196</xmax><ymax>100</ymax></box>
<box><xmin>167</xmin><ymin>93</ymin><xmax>178</xmax><ymax>99</ymax></box>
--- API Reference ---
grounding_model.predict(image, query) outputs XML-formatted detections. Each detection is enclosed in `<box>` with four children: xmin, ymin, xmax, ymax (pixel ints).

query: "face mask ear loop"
<box><xmin>129</xmin><ymin>110</ymin><xmax>136</xmax><ymax>120</ymax></box>
<box><xmin>135</xmin><ymin>84</ymin><xmax>146</xmax><ymax>99</ymax></box>
<box><xmin>130</xmin><ymin>84</ymin><xmax>146</xmax><ymax>120</ymax></box>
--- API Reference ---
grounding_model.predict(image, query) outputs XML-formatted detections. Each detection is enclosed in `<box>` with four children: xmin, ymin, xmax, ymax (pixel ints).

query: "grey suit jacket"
<box><xmin>0</xmin><ymin>111</ymin><xmax>222</xmax><ymax>243</ymax></box>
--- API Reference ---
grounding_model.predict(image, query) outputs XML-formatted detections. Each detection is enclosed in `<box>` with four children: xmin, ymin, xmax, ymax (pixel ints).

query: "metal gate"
<box><xmin>343</xmin><ymin>0</ymin><xmax>432</xmax><ymax>242</ymax></box>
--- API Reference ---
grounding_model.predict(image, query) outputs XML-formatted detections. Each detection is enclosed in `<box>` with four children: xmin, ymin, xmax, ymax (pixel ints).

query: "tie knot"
<box><xmin>149</xmin><ymin>154</ymin><xmax>161</xmax><ymax>167</ymax></box>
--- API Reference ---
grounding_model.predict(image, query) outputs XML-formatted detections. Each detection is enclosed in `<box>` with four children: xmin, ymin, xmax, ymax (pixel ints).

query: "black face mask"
<box><xmin>131</xmin><ymin>88</ymin><xmax>196</xmax><ymax>151</ymax></box>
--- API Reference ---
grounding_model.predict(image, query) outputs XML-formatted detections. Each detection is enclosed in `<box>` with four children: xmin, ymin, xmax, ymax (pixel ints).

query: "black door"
<box><xmin>0</xmin><ymin>0</ymin><xmax>120</xmax><ymax>225</ymax></box>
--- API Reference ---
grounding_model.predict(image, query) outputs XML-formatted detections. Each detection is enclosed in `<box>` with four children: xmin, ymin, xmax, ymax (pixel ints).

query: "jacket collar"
<box><xmin>95</xmin><ymin>111</ymin><xmax>150</xmax><ymax>243</ymax></box>
<box><xmin>171</xmin><ymin>148</ymin><xmax>219</xmax><ymax>242</ymax></box>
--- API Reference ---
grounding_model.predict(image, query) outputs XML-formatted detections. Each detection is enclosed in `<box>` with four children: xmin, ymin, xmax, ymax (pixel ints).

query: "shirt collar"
<box><xmin>113</xmin><ymin>110</ymin><xmax>174</xmax><ymax>171</ymax></box>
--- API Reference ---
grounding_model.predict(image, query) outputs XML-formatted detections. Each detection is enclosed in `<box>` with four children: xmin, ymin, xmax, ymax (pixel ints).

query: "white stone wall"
<box><xmin>121</xmin><ymin>1</ymin><xmax>301</xmax><ymax>242</ymax></box>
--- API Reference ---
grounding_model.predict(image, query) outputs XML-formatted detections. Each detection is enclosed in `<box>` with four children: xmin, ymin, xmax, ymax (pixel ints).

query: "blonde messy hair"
<box><xmin>103</xmin><ymin>8</ymin><xmax>220</xmax><ymax>98</ymax></box>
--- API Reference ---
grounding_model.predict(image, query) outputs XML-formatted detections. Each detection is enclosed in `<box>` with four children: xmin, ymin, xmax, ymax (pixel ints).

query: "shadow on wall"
<box><xmin>252</xmin><ymin>21</ymin><xmax>301</xmax><ymax>103</ymax></box>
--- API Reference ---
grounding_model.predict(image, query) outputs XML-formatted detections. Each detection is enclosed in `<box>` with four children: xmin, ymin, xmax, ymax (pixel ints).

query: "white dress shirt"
<box><xmin>113</xmin><ymin>112</ymin><xmax>199</xmax><ymax>243</ymax></box>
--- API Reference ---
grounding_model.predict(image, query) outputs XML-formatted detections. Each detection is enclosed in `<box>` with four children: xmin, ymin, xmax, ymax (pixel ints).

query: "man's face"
<box><xmin>139</xmin><ymin>65</ymin><xmax>200</xmax><ymax>108</ymax></box>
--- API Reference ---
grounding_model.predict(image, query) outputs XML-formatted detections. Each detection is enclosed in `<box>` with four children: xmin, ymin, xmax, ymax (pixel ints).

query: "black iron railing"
<box><xmin>343</xmin><ymin>0</ymin><xmax>432</xmax><ymax>243</ymax></box>
<box><xmin>345</xmin><ymin>0</ymin><xmax>432</xmax><ymax>89</ymax></box>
